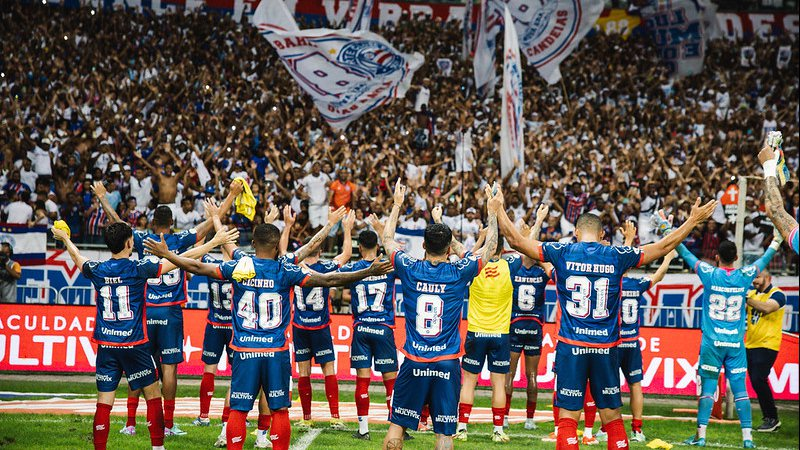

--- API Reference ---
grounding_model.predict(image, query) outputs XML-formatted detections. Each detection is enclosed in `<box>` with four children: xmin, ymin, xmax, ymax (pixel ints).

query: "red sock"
<box><xmin>527</xmin><ymin>401</ymin><xmax>537</xmax><ymax>419</ymax></box>
<box><xmin>584</xmin><ymin>402</ymin><xmax>596</xmax><ymax>430</ymax></box>
<box><xmin>93</xmin><ymin>403</ymin><xmax>112</xmax><ymax>450</ymax></box>
<box><xmin>146</xmin><ymin>397</ymin><xmax>165</xmax><ymax>447</ymax></box>
<box><xmin>222</xmin><ymin>406</ymin><xmax>231</xmax><ymax>423</ymax></box>
<box><xmin>126</xmin><ymin>395</ymin><xmax>139</xmax><ymax>427</ymax></box>
<box><xmin>227</xmin><ymin>410</ymin><xmax>247</xmax><ymax>450</ymax></box>
<box><xmin>605</xmin><ymin>418</ymin><xmax>629</xmax><ymax>449</ymax></box>
<box><xmin>458</xmin><ymin>402</ymin><xmax>473</xmax><ymax>425</ymax></box>
<box><xmin>298</xmin><ymin>376</ymin><xmax>312</xmax><ymax>420</ymax></box>
<box><xmin>163</xmin><ymin>399</ymin><xmax>175</xmax><ymax>429</ymax></box>
<box><xmin>258</xmin><ymin>413</ymin><xmax>271</xmax><ymax>431</ymax></box>
<box><xmin>632</xmin><ymin>418</ymin><xmax>643</xmax><ymax>433</ymax></box>
<box><xmin>383</xmin><ymin>378</ymin><xmax>395</xmax><ymax>411</ymax></box>
<box><xmin>355</xmin><ymin>377</ymin><xmax>370</xmax><ymax>417</ymax></box>
<box><xmin>270</xmin><ymin>409</ymin><xmax>291</xmax><ymax>450</ymax></box>
<box><xmin>199</xmin><ymin>372</ymin><xmax>215</xmax><ymax>419</ymax></box>
<box><xmin>492</xmin><ymin>407</ymin><xmax>505</xmax><ymax>427</ymax></box>
<box><xmin>324</xmin><ymin>375</ymin><xmax>340</xmax><ymax>419</ymax></box>
<box><xmin>505</xmin><ymin>393</ymin><xmax>512</xmax><ymax>417</ymax></box>
<box><xmin>552</xmin><ymin>390</ymin><xmax>559</xmax><ymax>427</ymax></box>
<box><xmin>420</xmin><ymin>404</ymin><xmax>430</xmax><ymax>425</ymax></box>
<box><xmin>557</xmin><ymin>417</ymin><xmax>579</xmax><ymax>450</ymax></box>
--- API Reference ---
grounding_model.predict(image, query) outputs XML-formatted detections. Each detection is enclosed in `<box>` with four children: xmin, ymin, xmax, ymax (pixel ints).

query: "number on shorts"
<box><xmin>237</xmin><ymin>292</ymin><xmax>283</xmax><ymax>329</ymax></box>
<box><xmin>565</xmin><ymin>276</ymin><xmax>610</xmax><ymax>319</ymax></box>
<box><xmin>355</xmin><ymin>282</ymin><xmax>387</xmax><ymax>313</ymax></box>
<box><xmin>416</xmin><ymin>294</ymin><xmax>443</xmax><ymax>337</ymax></box>
<box><xmin>708</xmin><ymin>294</ymin><xmax>743</xmax><ymax>322</ymax></box>
<box><xmin>294</xmin><ymin>286</ymin><xmax>325</xmax><ymax>311</ymax></box>
<box><xmin>517</xmin><ymin>285</ymin><xmax>536</xmax><ymax>311</ymax></box>
<box><xmin>99</xmin><ymin>285</ymin><xmax>133</xmax><ymax>321</ymax></box>
<box><xmin>211</xmin><ymin>283</ymin><xmax>233</xmax><ymax>311</ymax></box>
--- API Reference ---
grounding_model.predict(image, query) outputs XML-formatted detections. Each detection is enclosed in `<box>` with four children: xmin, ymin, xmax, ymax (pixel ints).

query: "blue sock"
<box><xmin>731</xmin><ymin>378</ymin><xmax>753</xmax><ymax>430</ymax></box>
<box><xmin>697</xmin><ymin>377</ymin><xmax>717</xmax><ymax>427</ymax></box>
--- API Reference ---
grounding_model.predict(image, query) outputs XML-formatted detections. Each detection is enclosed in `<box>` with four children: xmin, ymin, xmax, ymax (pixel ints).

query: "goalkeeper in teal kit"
<box><xmin>654</xmin><ymin>212</ymin><xmax>782</xmax><ymax>448</ymax></box>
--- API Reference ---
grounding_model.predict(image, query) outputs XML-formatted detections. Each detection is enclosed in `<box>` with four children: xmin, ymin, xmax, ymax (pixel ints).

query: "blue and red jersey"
<box><xmin>340</xmin><ymin>259</ymin><xmax>397</xmax><ymax>327</ymax></box>
<box><xmin>292</xmin><ymin>259</ymin><xmax>340</xmax><ymax>330</ymax></box>
<box><xmin>619</xmin><ymin>277</ymin><xmax>652</xmax><ymax>342</ymax></box>
<box><xmin>507</xmin><ymin>254</ymin><xmax>550</xmax><ymax>324</ymax></box>
<box><xmin>215</xmin><ymin>253</ymin><xmax>309</xmax><ymax>352</ymax></box>
<box><xmin>133</xmin><ymin>229</ymin><xmax>199</xmax><ymax>307</ymax></box>
<box><xmin>202</xmin><ymin>254</ymin><xmax>233</xmax><ymax>327</ymax></box>
<box><xmin>82</xmin><ymin>256</ymin><xmax>162</xmax><ymax>346</ymax></box>
<box><xmin>391</xmin><ymin>250</ymin><xmax>482</xmax><ymax>362</ymax></box>
<box><xmin>790</xmin><ymin>226</ymin><xmax>798</xmax><ymax>254</ymax></box>
<box><xmin>539</xmin><ymin>242</ymin><xmax>643</xmax><ymax>348</ymax></box>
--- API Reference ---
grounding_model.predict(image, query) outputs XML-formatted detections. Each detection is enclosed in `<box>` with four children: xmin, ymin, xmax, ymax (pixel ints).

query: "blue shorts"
<box><xmin>201</xmin><ymin>324</ymin><xmax>233</xmax><ymax>365</ymax></box>
<box><xmin>229</xmin><ymin>350</ymin><xmax>292</xmax><ymax>412</ymax></box>
<box><xmin>618</xmin><ymin>341</ymin><xmax>643</xmax><ymax>384</ymax></box>
<box><xmin>554</xmin><ymin>342</ymin><xmax>621</xmax><ymax>411</ymax></box>
<box><xmin>350</xmin><ymin>324</ymin><xmax>398</xmax><ymax>373</ymax></box>
<box><xmin>462</xmin><ymin>332</ymin><xmax>510</xmax><ymax>374</ymax></box>
<box><xmin>292</xmin><ymin>325</ymin><xmax>335</xmax><ymax>365</ymax></box>
<box><xmin>146</xmin><ymin>305</ymin><xmax>184</xmax><ymax>365</ymax></box>
<box><xmin>95</xmin><ymin>344</ymin><xmax>158</xmax><ymax>392</ymax></box>
<box><xmin>390</xmin><ymin>358</ymin><xmax>461</xmax><ymax>435</ymax></box>
<box><xmin>509</xmin><ymin>320</ymin><xmax>543</xmax><ymax>356</ymax></box>
<box><xmin>699</xmin><ymin>342</ymin><xmax>748</xmax><ymax>381</ymax></box>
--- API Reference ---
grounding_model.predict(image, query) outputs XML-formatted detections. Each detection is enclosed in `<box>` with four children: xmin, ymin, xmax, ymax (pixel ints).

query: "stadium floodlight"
<box><xmin>64</xmin><ymin>35</ymin><xmax>68</xmax><ymax>41</ymax></box>
<box><xmin>91</xmin><ymin>10</ymin><xmax>95</xmax><ymax>16</ymax></box>
<box><xmin>232</xmin><ymin>126</ymin><xmax>236</xmax><ymax>131</ymax></box>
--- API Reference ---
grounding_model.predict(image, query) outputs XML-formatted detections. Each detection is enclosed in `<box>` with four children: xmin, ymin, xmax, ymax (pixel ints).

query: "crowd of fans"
<box><xmin>0</xmin><ymin>1</ymin><xmax>797</xmax><ymax>272</ymax></box>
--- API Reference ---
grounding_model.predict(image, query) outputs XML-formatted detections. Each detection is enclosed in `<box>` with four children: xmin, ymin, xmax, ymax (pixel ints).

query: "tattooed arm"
<box><xmin>294</xmin><ymin>206</ymin><xmax>347</xmax><ymax>263</ymax></box>
<box><xmin>480</xmin><ymin>185</ymin><xmax>499</xmax><ymax>261</ymax></box>
<box><xmin>764</xmin><ymin>177</ymin><xmax>797</xmax><ymax>241</ymax></box>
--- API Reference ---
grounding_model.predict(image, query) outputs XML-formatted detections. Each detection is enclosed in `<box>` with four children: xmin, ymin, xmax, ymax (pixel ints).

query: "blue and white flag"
<box><xmin>640</xmin><ymin>0</ymin><xmax>713</xmax><ymax>77</ymax></box>
<box><xmin>345</xmin><ymin>0</ymin><xmax>377</xmax><ymax>32</ymax></box>
<box><xmin>473</xmin><ymin>0</ymin><xmax>504</xmax><ymax>96</ymax></box>
<box><xmin>462</xmin><ymin>0</ymin><xmax>474</xmax><ymax>61</ymax></box>
<box><xmin>500</xmin><ymin>5</ymin><xmax>524</xmax><ymax>178</ymax></box>
<box><xmin>0</xmin><ymin>225</ymin><xmax>46</xmax><ymax>266</ymax></box>
<box><xmin>254</xmin><ymin>0</ymin><xmax>423</xmax><ymax>130</ymax></box>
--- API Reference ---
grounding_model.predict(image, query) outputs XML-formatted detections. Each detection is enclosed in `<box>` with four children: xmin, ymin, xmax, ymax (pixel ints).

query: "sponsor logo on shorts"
<box><xmin>269</xmin><ymin>389</ymin><xmax>286</xmax><ymax>398</ymax></box>
<box><xmin>525</xmin><ymin>345</ymin><xmax>541</xmax><ymax>351</ymax></box>
<box><xmin>375</xmin><ymin>358</ymin><xmax>395</xmax><ymax>365</ymax></box>
<box><xmin>356</xmin><ymin>325</ymin><xmax>386</xmax><ymax>336</ymax></box>
<box><xmin>559</xmin><ymin>388</ymin><xmax>583</xmax><ymax>397</ymax></box>
<box><xmin>729</xmin><ymin>367</ymin><xmax>747</xmax><ymax>374</ymax></box>
<box><xmin>514</xmin><ymin>328</ymin><xmax>538</xmax><ymax>335</ymax></box>
<box><xmin>700</xmin><ymin>364</ymin><xmax>720</xmax><ymax>372</ymax></box>
<box><xmin>128</xmin><ymin>368</ymin><xmax>153</xmax><ymax>381</ymax></box>
<box><xmin>474</xmin><ymin>332</ymin><xmax>502</xmax><ymax>338</ymax></box>
<box><xmin>239</xmin><ymin>352</ymin><xmax>274</xmax><ymax>360</ymax></box>
<box><xmin>317</xmin><ymin>349</ymin><xmax>333</xmax><ymax>356</ymax></box>
<box><xmin>713</xmin><ymin>341</ymin><xmax>740</xmax><ymax>348</ymax></box>
<box><xmin>574</xmin><ymin>327</ymin><xmax>609</xmax><ymax>337</ymax></box>
<box><xmin>413</xmin><ymin>368</ymin><xmax>451</xmax><ymax>379</ymax></box>
<box><xmin>96</xmin><ymin>374</ymin><xmax>114</xmax><ymax>382</ymax></box>
<box><xmin>351</xmin><ymin>355</ymin><xmax>368</xmax><ymax>361</ymax></box>
<box><xmin>435</xmin><ymin>415</ymin><xmax>457</xmax><ymax>424</ymax></box>
<box><xmin>394</xmin><ymin>407</ymin><xmax>420</xmax><ymax>419</ymax></box>
<box><xmin>602</xmin><ymin>386</ymin><xmax>620</xmax><ymax>395</ymax></box>
<box><xmin>295</xmin><ymin>348</ymin><xmax>310</xmax><ymax>355</ymax></box>
<box><xmin>493</xmin><ymin>360</ymin><xmax>510</xmax><ymax>367</ymax></box>
<box><xmin>161</xmin><ymin>348</ymin><xmax>181</xmax><ymax>355</ymax></box>
<box><xmin>412</xmin><ymin>341</ymin><xmax>447</xmax><ymax>352</ymax></box>
<box><xmin>629</xmin><ymin>369</ymin><xmax>642</xmax><ymax>376</ymax></box>
<box><xmin>231</xmin><ymin>391</ymin><xmax>255</xmax><ymax>400</ymax></box>
<box><xmin>147</xmin><ymin>319</ymin><xmax>169</xmax><ymax>326</ymax></box>
<box><xmin>203</xmin><ymin>350</ymin><xmax>218</xmax><ymax>358</ymax></box>
<box><xmin>463</xmin><ymin>357</ymin><xmax>480</xmax><ymax>366</ymax></box>
<box><xmin>618</xmin><ymin>341</ymin><xmax>638</xmax><ymax>349</ymax></box>
<box><xmin>571</xmin><ymin>347</ymin><xmax>610</xmax><ymax>355</ymax></box>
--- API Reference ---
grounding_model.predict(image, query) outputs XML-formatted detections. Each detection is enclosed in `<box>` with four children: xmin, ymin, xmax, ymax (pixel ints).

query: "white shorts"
<box><xmin>309</xmin><ymin>204</ymin><xmax>328</xmax><ymax>229</ymax></box>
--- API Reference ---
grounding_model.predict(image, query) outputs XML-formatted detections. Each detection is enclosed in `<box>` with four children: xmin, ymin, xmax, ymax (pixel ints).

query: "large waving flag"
<box><xmin>345</xmin><ymin>0</ymin><xmax>377</xmax><ymax>32</ymax></box>
<box><xmin>473</xmin><ymin>0</ymin><xmax>504</xmax><ymax>96</ymax></box>
<box><xmin>254</xmin><ymin>0</ymin><xmax>423</xmax><ymax>130</ymax></box>
<box><xmin>500</xmin><ymin>5</ymin><xmax>524</xmax><ymax>179</ymax></box>
<box><xmin>640</xmin><ymin>0</ymin><xmax>716</xmax><ymax>77</ymax></box>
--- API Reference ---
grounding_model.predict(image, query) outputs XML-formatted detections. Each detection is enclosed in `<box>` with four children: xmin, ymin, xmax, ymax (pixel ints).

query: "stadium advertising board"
<box><xmin>0</xmin><ymin>304</ymin><xmax>797</xmax><ymax>400</ymax></box>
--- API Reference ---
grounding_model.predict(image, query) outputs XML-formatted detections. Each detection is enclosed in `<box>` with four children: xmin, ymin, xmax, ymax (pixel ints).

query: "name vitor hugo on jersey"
<box><xmin>695</xmin><ymin>262</ymin><xmax>760</xmax><ymax>346</ymax></box>
<box><xmin>340</xmin><ymin>259</ymin><xmax>397</xmax><ymax>327</ymax></box>
<box><xmin>507</xmin><ymin>254</ymin><xmax>549</xmax><ymax>323</ymax></box>
<box><xmin>292</xmin><ymin>260</ymin><xmax>339</xmax><ymax>330</ymax></box>
<box><xmin>216</xmin><ymin>252</ymin><xmax>309</xmax><ymax>352</ymax></box>
<box><xmin>540</xmin><ymin>242</ymin><xmax>643</xmax><ymax>347</ymax></box>
<box><xmin>82</xmin><ymin>257</ymin><xmax>162</xmax><ymax>345</ymax></box>
<box><xmin>392</xmin><ymin>250</ymin><xmax>482</xmax><ymax>361</ymax></box>
<box><xmin>619</xmin><ymin>277</ymin><xmax>652</xmax><ymax>341</ymax></box>
<box><xmin>202</xmin><ymin>254</ymin><xmax>232</xmax><ymax>326</ymax></box>
<box><xmin>133</xmin><ymin>229</ymin><xmax>198</xmax><ymax>306</ymax></box>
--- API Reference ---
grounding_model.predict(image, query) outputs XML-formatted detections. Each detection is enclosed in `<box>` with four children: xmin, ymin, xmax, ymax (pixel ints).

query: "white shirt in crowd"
<box><xmin>762</xmin><ymin>119</ymin><xmax>777</xmax><ymax>138</ymax></box>
<box><xmin>28</xmin><ymin>147</ymin><xmax>53</xmax><ymax>176</ymax></box>
<box><xmin>20</xmin><ymin>169</ymin><xmax>38</xmax><ymax>191</ymax></box>
<box><xmin>129</xmin><ymin>176</ymin><xmax>153</xmax><ymax>212</ymax></box>
<box><xmin>175</xmin><ymin>208</ymin><xmax>202</xmax><ymax>231</ymax></box>
<box><xmin>45</xmin><ymin>198</ymin><xmax>60</xmax><ymax>219</ymax></box>
<box><xmin>399</xmin><ymin>216</ymin><xmax>427</xmax><ymax>230</ymax></box>
<box><xmin>300</xmin><ymin>173</ymin><xmax>331</xmax><ymax>206</ymax></box>
<box><xmin>4</xmin><ymin>201</ymin><xmax>33</xmax><ymax>224</ymax></box>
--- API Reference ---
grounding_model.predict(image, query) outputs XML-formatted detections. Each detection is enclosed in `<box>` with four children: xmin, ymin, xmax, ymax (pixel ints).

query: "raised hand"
<box><xmin>342</xmin><ymin>209</ymin><xmax>356</xmax><ymax>232</ymax></box>
<box><xmin>519</xmin><ymin>223</ymin><xmax>532</xmax><ymax>239</ymax></box>
<box><xmin>366</xmin><ymin>214</ymin><xmax>385</xmax><ymax>237</ymax></box>
<box><xmin>757</xmin><ymin>144</ymin><xmax>777</xmax><ymax>166</ymax></box>
<box><xmin>535</xmin><ymin>203</ymin><xmax>549</xmax><ymax>224</ymax></box>
<box><xmin>211</xmin><ymin>227</ymin><xmax>239</xmax><ymax>247</ymax></box>
<box><xmin>393</xmin><ymin>178</ymin><xmax>407</xmax><ymax>205</ymax></box>
<box><xmin>143</xmin><ymin>233</ymin><xmax>170</xmax><ymax>258</ymax></box>
<box><xmin>91</xmin><ymin>181</ymin><xmax>107</xmax><ymax>198</ymax></box>
<box><xmin>328</xmin><ymin>206</ymin><xmax>347</xmax><ymax>226</ymax></box>
<box><xmin>431</xmin><ymin>205</ymin><xmax>443</xmax><ymax>224</ymax></box>
<box><xmin>367</xmin><ymin>259</ymin><xmax>393</xmax><ymax>276</ymax></box>
<box><xmin>203</xmin><ymin>199</ymin><xmax>220</xmax><ymax>218</ymax></box>
<box><xmin>688</xmin><ymin>198</ymin><xmax>717</xmax><ymax>224</ymax></box>
<box><xmin>230</xmin><ymin>179</ymin><xmax>244</xmax><ymax>196</ymax></box>
<box><xmin>283</xmin><ymin>205</ymin><xmax>296</xmax><ymax>228</ymax></box>
<box><xmin>619</xmin><ymin>220</ymin><xmax>637</xmax><ymax>243</ymax></box>
<box><xmin>265</xmin><ymin>205</ymin><xmax>279</xmax><ymax>224</ymax></box>
<box><xmin>51</xmin><ymin>226</ymin><xmax>69</xmax><ymax>242</ymax></box>
<box><xmin>487</xmin><ymin>183</ymin><xmax>504</xmax><ymax>214</ymax></box>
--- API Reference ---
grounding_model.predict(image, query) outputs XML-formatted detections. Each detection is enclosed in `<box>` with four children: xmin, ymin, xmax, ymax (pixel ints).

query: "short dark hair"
<box><xmin>253</xmin><ymin>224</ymin><xmax>281</xmax><ymax>249</ymax></box>
<box><xmin>1</xmin><ymin>242</ymin><xmax>13</xmax><ymax>257</ymax></box>
<box><xmin>718</xmin><ymin>240</ymin><xmax>737</xmax><ymax>264</ymax></box>
<box><xmin>152</xmin><ymin>205</ymin><xmax>173</xmax><ymax>227</ymax></box>
<box><xmin>576</xmin><ymin>213</ymin><xmax>602</xmax><ymax>234</ymax></box>
<box><xmin>358</xmin><ymin>230</ymin><xmax>378</xmax><ymax>250</ymax></box>
<box><xmin>104</xmin><ymin>222</ymin><xmax>132</xmax><ymax>254</ymax></box>
<box><xmin>424</xmin><ymin>223</ymin><xmax>452</xmax><ymax>256</ymax></box>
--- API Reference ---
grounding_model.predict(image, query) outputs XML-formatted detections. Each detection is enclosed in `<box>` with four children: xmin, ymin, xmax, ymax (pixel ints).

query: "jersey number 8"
<box><xmin>416</xmin><ymin>294</ymin><xmax>443</xmax><ymax>337</ymax></box>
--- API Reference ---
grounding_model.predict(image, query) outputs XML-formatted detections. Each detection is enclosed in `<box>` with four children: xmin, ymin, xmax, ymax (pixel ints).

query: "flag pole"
<box><xmin>560</xmin><ymin>78</ymin><xmax>571</xmax><ymax>112</ymax></box>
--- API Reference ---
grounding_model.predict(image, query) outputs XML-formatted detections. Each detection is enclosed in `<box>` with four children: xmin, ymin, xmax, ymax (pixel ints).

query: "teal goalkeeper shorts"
<box><xmin>698</xmin><ymin>341</ymin><xmax>747</xmax><ymax>381</ymax></box>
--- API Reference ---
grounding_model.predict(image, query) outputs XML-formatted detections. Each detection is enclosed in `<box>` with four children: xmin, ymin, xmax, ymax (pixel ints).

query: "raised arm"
<box><xmin>492</xmin><ymin>186</ymin><xmax>544</xmax><ymax>261</ymax></box>
<box><xmin>51</xmin><ymin>227</ymin><xmax>89</xmax><ymax>269</ymax></box>
<box><xmin>194</xmin><ymin>179</ymin><xmax>242</xmax><ymax>241</ymax></box>
<box><xmin>752</xmin><ymin>235</ymin><xmax>783</xmax><ymax>272</ymax></box>
<box><xmin>758</xmin><ymin>144</ymin><xmax>798</xmax><ymax>243</ymax></box>
<box><xmin>333</xmin><ymin>210</ymin><xmax>356</xmax><ymax>266</ymax></box>
<box><xmin>640</xmin><ymin>199</ymin><xmax>717</xmax><ymax>266</ymax></box>
<box><xmin>649</xmin><ymin>250</ymin><xmax>676</xmax><ymax>285</ymax></box>
<box><xmin>381</xmin><ymin>179</ymin><xmax>406</xmax><ymax>256</ymax></box>
<box><xmin>143</xmin><ymin>234</ymin><xmax>227</xmax><ymax>279</ymax></box>
<box><xmin>305</xmin><ymin>259</ymin><xmax>393</xmax><ymax>288</ymax></box>
<box><xmin>91</xmin><ymin>182</ymin><xmax>123</xmax><ymax>224</ymax></box>
<box><xmin>431</xmin><ymin>205</ymin><xmax>466</xmax><ymax>257</ymax></box>
<box><xmin>531</xmin><ymin>203</ymin><xmax>549</xmax><ymax>241</ymax></box>
<box><xmin>620</xmin><ymin>220</ymin><xmax>637</xmax><ymax>247</ymax></box>
<box><xmin>157</xmin><ymin>227</ymin><xmax>239</xmax><ymax>273</ymax></box>
<box><xmin>294</xmin><ymin>206</ymin><xmax>348</xmax><ymax>263</ymax></box>
<box><xmin>480</xmin><ymin>184</ymin><xmax>499</xmax><ymax>261</ymax></box>
<box><xmin>279</xmin><ymin>205</ymin><xmax>296</xmax><ymax>256</ymax></box>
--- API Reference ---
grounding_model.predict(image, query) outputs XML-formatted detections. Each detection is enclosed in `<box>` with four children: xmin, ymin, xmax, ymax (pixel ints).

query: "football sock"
<box><xmin>270</xmin><ymin>409</ymin><xmax>291</xmax><ymax>450</ymax></box>
<box><xmin>556</xmin><ymin>417</ymin><xmax>578</xmax><ymax>450</ymax></box>
<box><xmin>605</xmin><ymin>418</ymin><xmax>628</xmax><ymax>449</ymax></box>
<box><xmin>93</xmin><ymin>403</ymin><xmax>112</xmax><ymax>450</ymax></box>
<box><xmin>227</xmin><ymin>410</ymin><xmax>247</xmax><ymax>450</ymax></box>
<box><xmin>258</xmin><ymin>413</ymin><xmax>271</xmax><ymax>431</ymax></box>
<box><xmin>199</xmin><ymin>372</ymin><xmax>215</xmax><ymax>419</ymax></box>
<box><xmin>126</xmin><ymin>395</ymin><xmax>139</xmax><ymax>427</ymax></box>
<box><xmin>324</xmin><ymin>375</ymin><xmax>340</xmax><ymax>419</ymax></box>
<box><xmin>146</xmin><ymin>397</ymin><xmax>165</xmax><ymax>447</ymax></box>
<box><xmin>163</xmin><ymin>399</ymin><xmax>175</xmax><ymax>429</ymax></box>
<box><xmin>298</xmin><ymin>376</ymin><xmax>312</xmax><ymax>421</ymax></box>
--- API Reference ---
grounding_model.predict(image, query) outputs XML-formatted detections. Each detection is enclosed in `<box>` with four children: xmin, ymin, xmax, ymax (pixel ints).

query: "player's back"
<box><xmin>509</xmin><ymin>257</ymin><xmax>549</xmax><ymax>324</ymax></box>
<box><xmin>696</xmin><ymin>263</ymin><xmax>759</xmax><ymax>344</ymax></box>
<box><xmin>468</xmin><ymin>257</ymin><xmax>515</xmax><ymax>333</ymax></box>
<box><xmin>133</xmin><ymin>229</ymin><xmax>198</xmax><ymax>306</ymax></box>
<box><xmin>82</xmin><ymin>257</ymin><xmax>161</xmax><ymax>346</ymax></box>
<box><xmin>292</xmin><ymin>259</ymin><xmax>339</xmax><ymax>329</ymax></box>
<box><xmin>619</xmin><ymin>277</ymin><xmax>652</xmax><ymax>342</ymax></box>
<box><xmin>342</xmin><ymin>259</ymin><xmax>396</xmax><ymax>327</ymax></box>
<box><xmin>541</xmin><ymin>241</ymin><xmax>643</xmax><ymax>347</ymax></box>
<box><xmin>203</xmin><ymin>254</ymin><xmax>233</xmax><ymax>326</ymax></box>
<box><xmin>392</xmin><ymin>251</ymin><xmax>482</xmax><ymax>361</ymax></box>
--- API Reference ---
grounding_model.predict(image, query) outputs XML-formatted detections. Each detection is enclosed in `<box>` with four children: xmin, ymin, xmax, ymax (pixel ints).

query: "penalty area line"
<box><xmin>290</xmin><ymin>428</ymin><xmax>322</xmax><ymax>450</ymax></box>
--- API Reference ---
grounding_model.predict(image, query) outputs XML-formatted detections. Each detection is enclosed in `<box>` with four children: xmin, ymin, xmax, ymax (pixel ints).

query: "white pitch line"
<box><xmin>290</xmin><ymin>428</ymin><xmax>322</xmax><ymax>450</ymax></box>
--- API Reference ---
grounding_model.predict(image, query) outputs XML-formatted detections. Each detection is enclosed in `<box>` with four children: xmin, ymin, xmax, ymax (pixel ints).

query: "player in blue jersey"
<box><xmin>504</xmin><ymin>205</ymin><xmax>553</xmax><ymax>431</ymax></box>
<box><xmin>143</xmin><ymin>219</ymin><xmax>391</xmax><ymax>450</ymax></box>
<box><xmin>93</xmin><ymin>180</ymin><xmax>240</xmax><ymax>436</ymax></box>
<box><xmin>380</xmin><ymin>180</ymin><xmax>499</xmax><ymax>450</ymax></box>
<box><xmin>339</xmin><ymin>222</ymin><xmax>399</xmax><ymax>440</ymax></box>
<box><xmin>494</xmin><ymin>184</ymin><xmax>717</xmax><ymax>450</ymax></box>
<box><xmin>52</xmin><ymin>219</ymin><xmax>237</xmax><ymax>450</ymax></box>
<box><xmin>757</xmin><ymin>139</ymin><xmax>799</xmax><ymax>255</ymax></box>
<box><xmin>653</xmin><ymin>212</ymin><xmax>783</xmax><ymax>448</ymax></box>
<box><xmin>283</xmin><ymin>206</ymin><xmax>355</xmax><ymax>431</ymax></box>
